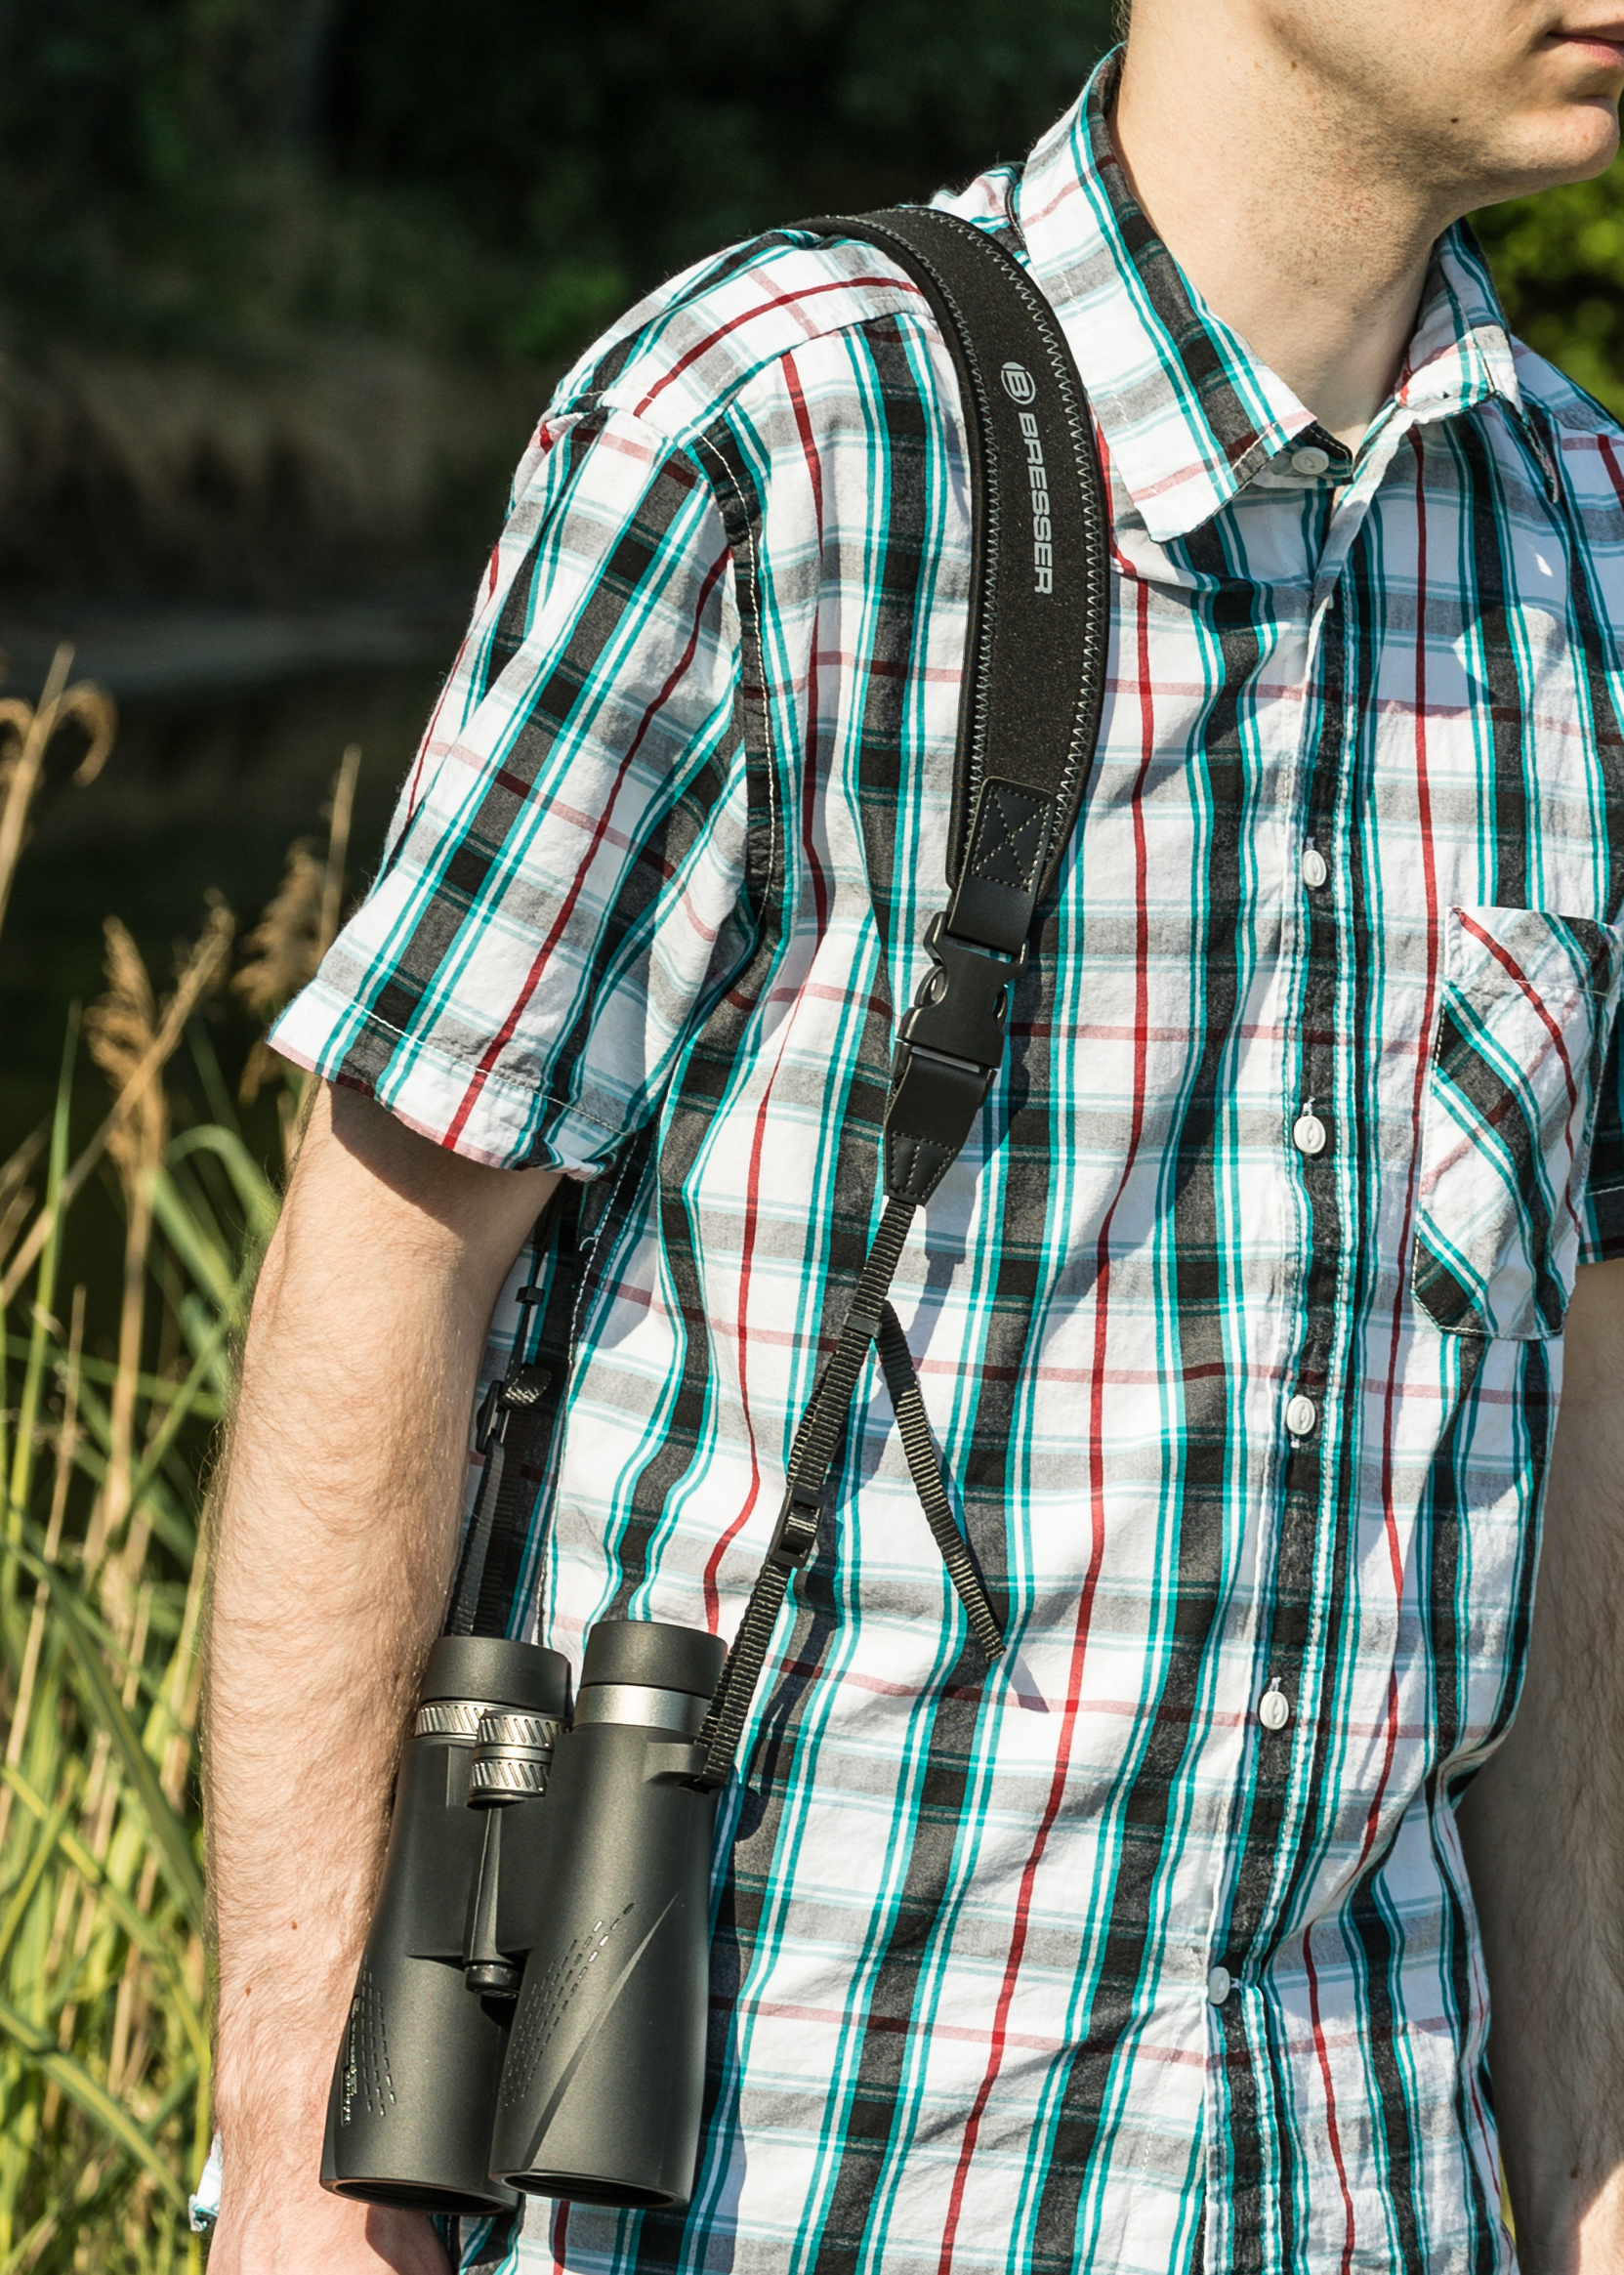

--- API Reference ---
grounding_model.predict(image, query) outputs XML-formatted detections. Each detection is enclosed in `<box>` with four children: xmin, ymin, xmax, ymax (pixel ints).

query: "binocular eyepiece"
<box><xmin>322</xmin><ymin>1619</ymin><xmax>727</xmax><ymax>2216</ymax></box>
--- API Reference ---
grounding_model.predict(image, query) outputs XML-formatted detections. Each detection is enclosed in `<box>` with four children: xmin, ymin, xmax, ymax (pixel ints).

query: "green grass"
<box><xmin>0</xmin><ymin>666</ymin><xmax>339</xmax><ymax>2269</ymax></box>
<box><xmin>0</xmin><ymin>1066</ymin><xmax>250</xmax><ymax>2267</ymax></box>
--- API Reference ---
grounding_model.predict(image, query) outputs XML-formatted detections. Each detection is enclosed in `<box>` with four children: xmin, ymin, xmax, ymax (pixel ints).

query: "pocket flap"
<box><xmin>1412</xmin><ymin>906</ymin><xmax>1622</xmax><ymax>1340</ymax></box>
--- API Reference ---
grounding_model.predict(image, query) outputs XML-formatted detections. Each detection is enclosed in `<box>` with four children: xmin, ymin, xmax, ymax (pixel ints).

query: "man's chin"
<box><xmin>1543</xmin><ymin>106</ymin><xmax>1624</xmax><ymax>186</ymax></box>
<box><xmin>1472</xmin><ymin>105</ymin><xmax>1622</xmax><ymax>201</ymax></box>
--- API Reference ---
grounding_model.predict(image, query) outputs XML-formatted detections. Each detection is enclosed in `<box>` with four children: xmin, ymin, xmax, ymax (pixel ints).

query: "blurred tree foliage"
<box><xmin>0</xmin><ymin>0</ymin><xmax>1116</xmax><ymax>364</ymax></box>
<box><xmin>1475</xmin><ymin>174</ymin><xmax>1624</xmax><ymax>421</ymax></box>
<box><xmin>0</xmin><ymin>0</ymin><xmax>1618</xmax><ymax>406</ymax></box>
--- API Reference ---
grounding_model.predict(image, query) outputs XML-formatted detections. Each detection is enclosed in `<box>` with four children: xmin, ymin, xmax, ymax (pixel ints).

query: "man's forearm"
<box><xmin>1459</xmin><ymin>1257</ymin><xmax>1624</xmax><ymax>2275</ymax></box>
<box><xmin>203</xmin><ymin>1084</ymin><xmax>556</xmax><ymax>2269</ymax></box>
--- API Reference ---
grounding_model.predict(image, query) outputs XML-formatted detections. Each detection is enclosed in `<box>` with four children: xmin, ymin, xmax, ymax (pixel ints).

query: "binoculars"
<box><xmin>321</xmin><ymin>1618</ymin><xmax>728</xmax><ymax>2214</ymax></box>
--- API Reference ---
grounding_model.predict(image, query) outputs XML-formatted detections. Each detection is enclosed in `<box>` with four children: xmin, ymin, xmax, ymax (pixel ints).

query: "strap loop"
<box><xmin>695</xmin><ymin>1188</ymin><xmax>1007</xmax><ymax>1787</ymax></box>
<box><xmin>874</xmin><ymin>1304</ymin><xmax>1003</xmax><ymax>1663</ymax></box>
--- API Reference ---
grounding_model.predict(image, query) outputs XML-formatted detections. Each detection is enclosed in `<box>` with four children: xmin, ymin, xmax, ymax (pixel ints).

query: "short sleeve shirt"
<box><xmin>273</xmin><ymin>54</ymin><xmax>1624</xmax><ymax>2275</ymax></box>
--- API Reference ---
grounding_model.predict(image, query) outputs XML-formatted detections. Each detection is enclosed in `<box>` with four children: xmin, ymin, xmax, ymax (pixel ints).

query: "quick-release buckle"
<box><xmin>897</xmin><ymin>911</ymin><xmax>1026</xmax><ymax>1074</ymax></box>
<box><xmin>769</xmin><ymin>1482</ymin><xmax>823</xmax><ymax>1569</ymax></box>
<box><xmin>881</xmin><ymin>911</ymin><xmax>1028</xmax><ymax>1195</ymax></box>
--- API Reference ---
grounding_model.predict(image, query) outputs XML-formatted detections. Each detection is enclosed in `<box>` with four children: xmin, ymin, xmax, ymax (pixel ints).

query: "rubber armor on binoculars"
<box><xmin>322</xmin><ymin>1620</ymin><xmax>727</xmax><ymax>2212</ymax></box>
<box><xmin>322</xmin><ymin>199</ymin><xmax>1110</xmax><ymax>2222</ymax></box>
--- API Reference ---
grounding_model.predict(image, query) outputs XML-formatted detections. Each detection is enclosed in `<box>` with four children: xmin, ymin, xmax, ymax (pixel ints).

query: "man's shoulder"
<box><xmin>544</xmin><ymin>182</ymin><xmax>1020</xmax><ymax>450</ymax></box>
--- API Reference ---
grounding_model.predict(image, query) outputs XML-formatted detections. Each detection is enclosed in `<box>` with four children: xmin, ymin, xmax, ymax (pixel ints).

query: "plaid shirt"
<box><xmin>275</xmin><ymin>54</ymin><xmax>1624</xmax><ymax>2275</ymax></box>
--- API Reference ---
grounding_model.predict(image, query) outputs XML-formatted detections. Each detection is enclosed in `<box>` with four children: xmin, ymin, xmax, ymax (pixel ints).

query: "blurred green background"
<box><xmin>0</xmin><ymin>0</ymin><xmax>1125</xmax><ymax>597</ymax></box>
<box><xmin>1</xmin><ymin>0</ymin><xmax>1622</xmax><ymax>1167</ymax></box>
<box><xmin>2</xmin><ymin>0</ymin><xmax>1122</xmax><ymax>364</ymax></box>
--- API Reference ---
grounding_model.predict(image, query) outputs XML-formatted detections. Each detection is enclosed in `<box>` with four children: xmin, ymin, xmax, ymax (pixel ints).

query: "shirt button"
<box><xmin>1259</xmin><ymin>1686</ymin><xmax>1291</xmax><ymax>1732</ymax></box>
<box><xmin>1207</xmin><ymin>1965</ymin><xmax>1232</xmax><ymax>2005</ymax></box>
<box><xmin>1292</xmin><ymin>1108</ymin><xmax>1327</xmax><ymax>1157</ymax></box>
<box><xmin>1291</xmin><ymin>444</ymin><xmax>1331</xmax><ymax>476</ymax></box>
<box><xmin>1301</xmin><ymin>846</ymin><xmax>1328</xmax><ymax>890</ymax></box>
<box><xmin>1286</xmin><ymin>1393</ymin><xmax>1318</xmax><ymax>1438</ymax></box>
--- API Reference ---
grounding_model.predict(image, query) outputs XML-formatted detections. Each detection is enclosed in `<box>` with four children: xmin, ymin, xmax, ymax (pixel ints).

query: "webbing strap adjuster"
<box><xmin>769</xmin><ymin>1483</ymin><xmax>823</xmax><ymax>1569</ymax></box>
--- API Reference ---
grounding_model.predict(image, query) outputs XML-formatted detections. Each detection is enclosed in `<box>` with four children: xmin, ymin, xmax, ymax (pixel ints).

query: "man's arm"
<box><xmin>203</xmin><ymin>1082</ymin><xmax>557</xmax><ymax>2273</ymax></box>
<box><xmin>1458</xmin><ymin>1256</ymin><xmax>1624</xmax><ymax>2275</ymax></box>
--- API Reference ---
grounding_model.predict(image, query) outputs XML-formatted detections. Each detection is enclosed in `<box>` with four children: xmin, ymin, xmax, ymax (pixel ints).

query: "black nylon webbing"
<box><xmin>874</xmin><ymin>1304</ymin><xmax>1004</xmax><ymax>1663</ymax></box>
<box><xmin>444</xmin><ymin>1183</ymin><xmax>585</xmax><ymax>1637</ymax></box>
<box><xmin>695</xmin><ymin>1202</ymin><xmax>1007</xmax><ymax>1785</ymax></box>
<box><xmin>697</xmin><ymin>1199</ymin><xmax>922</xmax><ymax>1786</ymax></box>
<box><xmin>781</xmin><ymin>1198</ymin><xmax>915</xmax><ymax>1490</ymax></box>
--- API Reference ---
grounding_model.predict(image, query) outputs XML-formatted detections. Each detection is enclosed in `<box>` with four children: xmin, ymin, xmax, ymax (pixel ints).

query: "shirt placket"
<box><xmin>1210</xmin><ymin>416</ymin><xmax>1432</xmax><ymax>1975</ymax></box>
<box><xmin>1196</xmin><ymin>435</ymin><xmax>1418</xmax><ymax>2275</ymax></box>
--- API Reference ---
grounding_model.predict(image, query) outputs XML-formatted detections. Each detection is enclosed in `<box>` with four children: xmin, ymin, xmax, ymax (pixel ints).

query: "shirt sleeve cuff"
<box><xmin>269</xmin><ymin>982</ymin><xmax>624</xmax><ymax>1176</ymax></box>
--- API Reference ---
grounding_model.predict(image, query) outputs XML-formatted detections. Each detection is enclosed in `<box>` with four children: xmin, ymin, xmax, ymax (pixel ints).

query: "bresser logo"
<box><xmin>1017</xmin><ymin>408</ymin><xmax>1054</xmax><ymax>595</ymax></box>
<box><xmin>1001</xmin><ymin>360</ymin><xmax>1037</xmax><ymax>404</ymax></box>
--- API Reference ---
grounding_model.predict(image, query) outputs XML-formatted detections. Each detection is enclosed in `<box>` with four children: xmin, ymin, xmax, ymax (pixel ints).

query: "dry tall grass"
<box><xmin>0</xmin><ymin>646</ymin><xmax>115</xmax><ymax>948</ymax></box>
<box><xmin>0</xmin><ymin>660</ymin><xmax>354</xmax><ymax>2269</ymax></box>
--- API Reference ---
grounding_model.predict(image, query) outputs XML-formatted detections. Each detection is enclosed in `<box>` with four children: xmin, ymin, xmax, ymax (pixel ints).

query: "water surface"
<box><xmin>2</xmin><ymin>658</ymin><xmax>446</xmax><ymax>1166</ymax></box>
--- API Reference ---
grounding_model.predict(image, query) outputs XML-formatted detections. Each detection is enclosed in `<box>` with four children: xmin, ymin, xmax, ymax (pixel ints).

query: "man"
<box><xmin>205</xmin><ymin>4</ymin><xmax>1624</xmax><ymax>2270</ymax></box>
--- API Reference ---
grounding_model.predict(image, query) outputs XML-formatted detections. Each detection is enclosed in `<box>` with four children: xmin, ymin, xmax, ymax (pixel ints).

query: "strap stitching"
<box><xmin>969</xmin><ymin>780</ymin><xmax>1049</xmax><ymax>888</ymax></box>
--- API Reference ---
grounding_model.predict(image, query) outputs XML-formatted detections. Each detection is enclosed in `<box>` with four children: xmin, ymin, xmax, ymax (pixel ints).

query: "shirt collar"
<box><xmin>1015</xmin><ymin>53</ymin><xmax>1523</xmax><ymax>543</ymax></box>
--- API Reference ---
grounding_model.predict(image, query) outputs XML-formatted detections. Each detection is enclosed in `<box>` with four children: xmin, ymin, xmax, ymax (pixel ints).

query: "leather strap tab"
<box><xmin>883</xmin><ymin>1048</ymin><xmax>993</xmax><ymax>1203</ymax></box>
<box><xmin>945</xmin><ymin>777</ymin><xmax>1056</xmax><ymax>953</ymax></box>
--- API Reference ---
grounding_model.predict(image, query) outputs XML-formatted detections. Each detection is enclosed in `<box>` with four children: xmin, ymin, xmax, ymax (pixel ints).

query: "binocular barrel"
<box><xmin>321</xmin><ymin>1633</ymin><xmax>569</xmax><ymax>2216</ymax></box>
<box><xmin>488</xmin><ymin>1620</ymin><xmax>727</xmax><ymax>2208</ymax></box>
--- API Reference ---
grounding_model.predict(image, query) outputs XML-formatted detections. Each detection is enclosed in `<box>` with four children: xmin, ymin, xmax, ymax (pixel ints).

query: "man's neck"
<box><xmin>1111</xmin><ymin>28</ymin><xmax>1455</xmax><ymax>451</ymax></box>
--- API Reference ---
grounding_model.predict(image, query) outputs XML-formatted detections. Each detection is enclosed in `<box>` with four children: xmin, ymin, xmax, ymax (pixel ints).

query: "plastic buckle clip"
<box><xmin>897</xmin><ymin>911</ymin><xmax>1027</xmax><ymax>1074</ymax></box>
<box><xmin>475</xmin><ymin>1376</ymin><xmax>506</xmax><ymax>1454</ymax></box>
<box><xmin>475</xmin><ymin>1363</ymin><xmax>552</xmax><ymax>1454</ymax></box>
<box><xmin>769</xmin><ymin>1482</ymin><xmax>823</xmax><ymax>1570</ymax></box>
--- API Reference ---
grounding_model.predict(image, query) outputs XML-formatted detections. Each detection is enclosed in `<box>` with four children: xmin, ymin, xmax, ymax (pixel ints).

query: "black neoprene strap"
<box><xmin>692</xmin><ymin>205</ymin><xmax>1112</xmax><ymax>1789</ymax></box>
<box><xmin>441</xmin><ymin>208</ymin><xmax>1112</xmax><ymax>1774</ymax></box>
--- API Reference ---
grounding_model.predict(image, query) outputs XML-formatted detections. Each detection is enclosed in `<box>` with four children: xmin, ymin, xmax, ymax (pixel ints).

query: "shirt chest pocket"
<box><xmin>1411</xmin><ymin>906</ymin><xmax>1623</xmax><ymax>1340</ymax></box>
